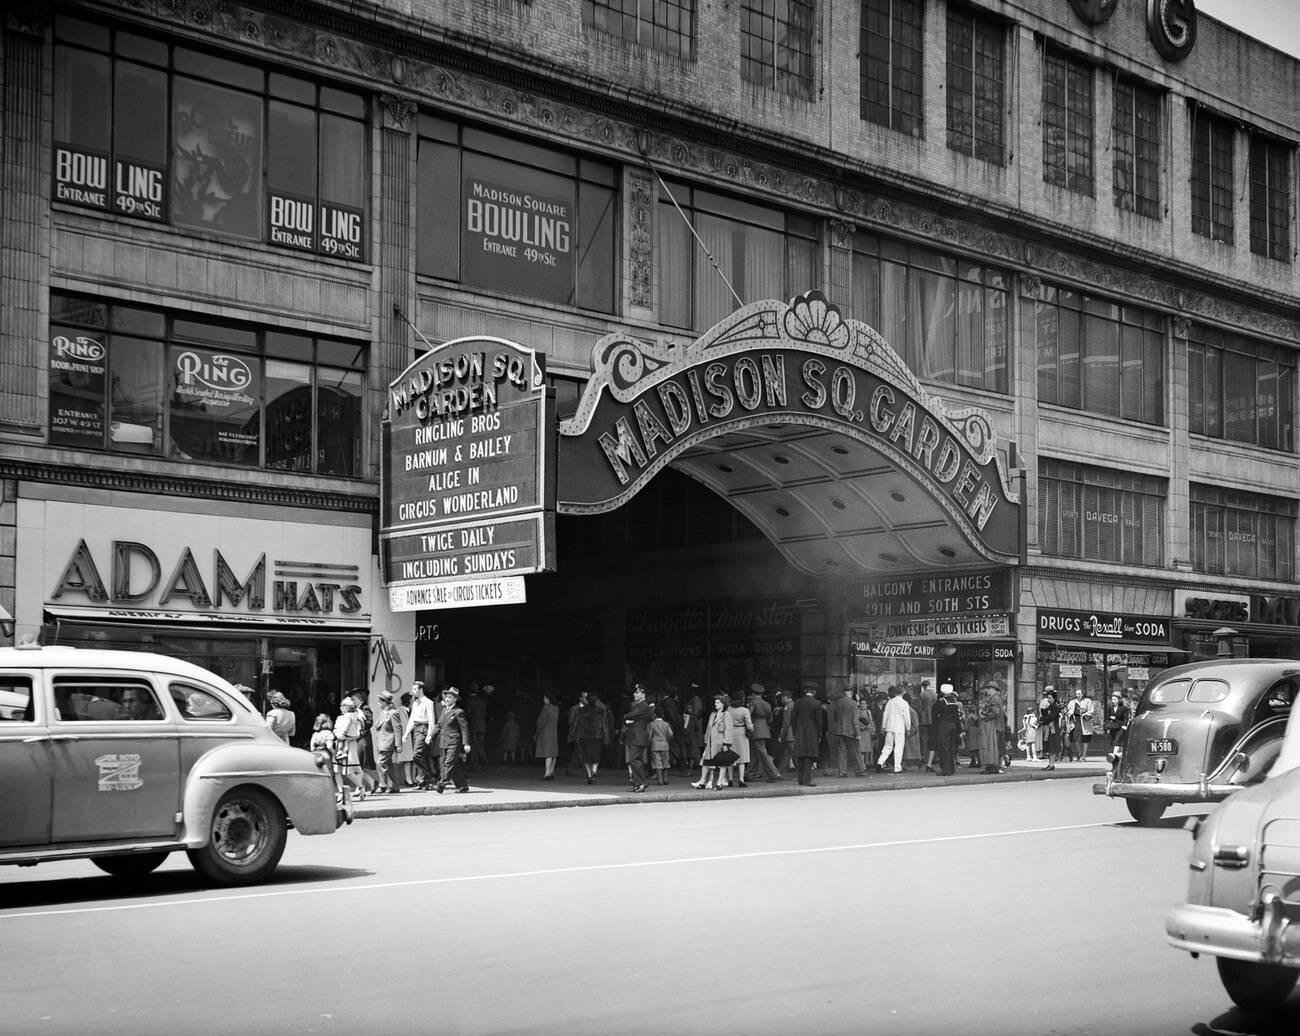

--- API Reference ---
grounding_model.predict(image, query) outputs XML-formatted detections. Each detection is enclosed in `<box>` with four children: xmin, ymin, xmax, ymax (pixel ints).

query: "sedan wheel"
<box><xmin>92</xmin><ymin>851</ymin><xmax>170</xmax><ymax>879</ymax></box>
<box><xmin>1125</xmin><ymin>799</ymin><xmax>1166</xmax><ymax>825</ymax></box>
<box><xmin>187</xmin><ymin>787</ymin><xmax>287</xmax><ymax>886</ymax></box>
<box><xmin>1217</xmin><ymin>957</ymin><xmax>1300</xmax><ymax>1013</ymax></box>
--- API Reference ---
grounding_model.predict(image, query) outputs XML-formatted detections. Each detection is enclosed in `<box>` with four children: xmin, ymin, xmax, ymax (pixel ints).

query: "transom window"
<box><xmin>740</xmin><ymin>0</ymin><xmax>816</xmax><ymax>97</ymax></box>
<box><xmin>1249</xmin><ymin>133</ymin><xmax>1293</xmax><ymax>262</ymax></box>
<box><xmin>1038</xmin><ymin>459</ymin><xmax>1165</xmax><ymax>568</ymax></box>
<box><xmin>1042</xmin><ymin>46</ymin><xmax>1094</xmax><ymax>195</ymax></box>
<box><xmin>1035</xmin><ymin>284</ymin><xmax>1165</xmax><ymax>424</ymax></box>
<box><xmin>945</xmin><ymin>6</ymin><xmax>1005</xmax><ymax>164</ymax></box>
<box><xmin>1191</xmin><ymin>484</ymin><xmax>1296</xmax><ymax>582</ymax></box>
<box><xmin>860</xmin><ymin>0</ymin><xmax>923</xmax><ymax>136</ymax></box>
<box><xmin>52</xmin><ymin>15</ymin><xmax>367</xmax><ymax>260</ymax></box>
<box><xmin>1191</xmin><ymin>107</ymin><xmax>1235</xmax><ymax>245</ymax></box>
<box><xmin>1187</xmin><ymin>324</ymin><xmax>1295</xmax><ymax>451</ymax></box>
<box><xmin>49</xmin><ymin>293</ymin><xmax>365</xmax><ymax>475</ymax></box>
<box><xmin>1113</xmin><ymin>77</ymin><xmax>1161</xmax><ymax>218</ymax></box>
<box><xmin>581</xmin><ymin>0</ymin><xmax>696</xmax><ymax>59</ymax></box>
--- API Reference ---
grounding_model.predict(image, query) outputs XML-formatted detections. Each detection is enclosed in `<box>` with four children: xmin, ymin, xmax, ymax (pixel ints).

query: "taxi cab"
<box><xmin>0</xmin><ymin>644</ymin><xmax>344</xmax><ymax>885</ymax></box>
<box><xmin>1165</xmin><ymin>697</ymin><xmax>1300</xmax><ymax>1014</ymax></box>
<box><xmin>1094</xmin><ymin>658</ymin><xmax>1298</xmax><ymax>825</ymax></box>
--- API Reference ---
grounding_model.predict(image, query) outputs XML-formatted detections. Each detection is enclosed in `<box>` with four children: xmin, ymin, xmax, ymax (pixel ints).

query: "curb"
<box><xmin>351</xmin><ymin>765</ymin><xmax>1109</xmax><ymax>819</ymax></box>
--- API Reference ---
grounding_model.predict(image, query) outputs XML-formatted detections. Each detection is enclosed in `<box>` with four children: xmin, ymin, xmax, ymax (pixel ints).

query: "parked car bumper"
<box><xmin>1166</xmin><ymin>901</ymin><xmax>1300</xmax><ymax>967</ymax></box>
<box><xmin>1092</xmin><ymin>775</ymin><xmax>1233</xmax><ymax>802</ymax></box>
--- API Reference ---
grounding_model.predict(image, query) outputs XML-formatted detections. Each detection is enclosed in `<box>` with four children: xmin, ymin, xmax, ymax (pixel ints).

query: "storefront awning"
<box><xmin>1040</xmin><ymin>637</ymin><xmax>1187</xmax><ymax>654</ymax></box>
<box><xmin>44</xmin><ymin>605</ymin><xmax>371</xmax><ymax>637</ymax></box>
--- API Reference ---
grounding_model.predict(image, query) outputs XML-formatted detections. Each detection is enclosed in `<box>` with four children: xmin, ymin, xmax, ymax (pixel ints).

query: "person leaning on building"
<box><xmin>405</xmin><ymin>681</ymin><xmax>437</xmax><ymax>790</ymax></box>
<box><xmin>433</xmin><ymin>686</ymin><xmax>471</xmax><ymax>793</ymax></box>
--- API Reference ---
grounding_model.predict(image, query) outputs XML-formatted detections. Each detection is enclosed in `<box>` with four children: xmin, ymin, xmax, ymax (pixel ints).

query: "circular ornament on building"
<box><xmin>1068</xmin><ymin>0</ymin><xmax>1119</xmax><ymax>26</ymax></box>
<box><xmin>1147</xmin><ymin>0</ymin><xmax>1198</xmax><ymax>61</ymax></box>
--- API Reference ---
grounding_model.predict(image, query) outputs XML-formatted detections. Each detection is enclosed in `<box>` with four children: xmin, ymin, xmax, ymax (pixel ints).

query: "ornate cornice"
<box><xmin>0</xmin><ymin>457</ymin><xmax>379</xmax><ymax>514</ymax></box>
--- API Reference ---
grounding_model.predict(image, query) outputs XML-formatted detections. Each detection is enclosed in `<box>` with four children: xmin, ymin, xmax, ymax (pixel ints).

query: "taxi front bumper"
<box><xmin>1166</xmin><ymin>899</ymin><xmax>1300</xmax><ymax>967</ymax></box>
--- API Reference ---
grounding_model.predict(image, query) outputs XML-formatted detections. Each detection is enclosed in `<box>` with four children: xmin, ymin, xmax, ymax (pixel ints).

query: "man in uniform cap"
<box><xmin>748</xmin><ymin>683</ymin><xmax>781</xmax><ymax>781</ymax></box>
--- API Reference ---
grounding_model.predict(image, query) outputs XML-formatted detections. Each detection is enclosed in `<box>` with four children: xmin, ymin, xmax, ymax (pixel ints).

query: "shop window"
<box><xmin>658</xmin><ymin>181</ymin><xmax>818</xmax><ymax>333</ymax></box>
<box><xmin>1038</xmin><ymin>459</ymin><xmax>1165</xmax><ymax>567</ymax></box>
<box><xmin>1113</xmin><ymin>77</ymin><xmax>1161</xmax><ymax>219</ymax></box>
<box><xmin>1187</xmin><ymin>324</ymin><xmax>1294</xmax><ymax>450</ymax></box>
<box><xmin>1190</xmin><ymin>106</ymin><xmax>1234</xmax><ymax>245</ymax></box>
<box><xmin>852</xmin><ymin>233</ymin><xmax>1009</xmax><ymax>393</ymax></box>
<box><xmin>582</xmin><ymin>0</ymin><xmax>696</xmax><ymax>59</ymax></box>
<box><xmin>52</xmin><ymin>15</ymin><xmax>367</xmax><ymax>260</ymax></box>
<box><xmin>1035</xmin><ymin>284</ymin><xmax>1164</xmax><ymax>424</ymax></box>
<box><xmin>1190</xmin><ymin>484</ymin><xmax>1296</xmax><ymax>582</ymax></box>
<box><xmin>740</xmin><ymin>0</ymin><xmax>816</xmax><ymax>97</ymax></box>
<box><xmin>860</xmin><ymin>0</ymin><xmax>923</xmax><ymax>137</ymax></box>
<box><xmin>416</xmin><ymin>118</ymin><xmax>616</xmax><ymax>313</ymax></box>
<box><xmin>49</xmin><ymin>293</ymin><xmax>364</xmax><ymax>477</ymax></box>
<box><xmin>1042</xmin><ymin>45</ymin><xmax>1094</xmax><ymax>196</ymax></box>
<box><xmin>945</xmin><ymin>5</ymin><xmax>1005</xmax><ymax>165</ymax></box>
<box><xmin>1248</xmin><ymin>132</ymin><xmax>1292</xmax><ymax>263</ymax></box>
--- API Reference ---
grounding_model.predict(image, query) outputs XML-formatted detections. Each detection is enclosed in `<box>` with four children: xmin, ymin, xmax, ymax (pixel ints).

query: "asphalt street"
<box><xmin>3</xmin><ymin>777</ymin><xmax>1298</xmax><ymax>1036</ymax></box>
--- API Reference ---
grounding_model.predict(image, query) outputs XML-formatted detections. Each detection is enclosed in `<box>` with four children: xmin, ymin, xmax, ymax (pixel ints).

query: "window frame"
<box><xmin>1187</xmin><ymin>324</ymin><xmax>1295</xmax><ymax>451</ymax></box>
<box><xmin>860</xmin><ymin>0</ymin><xmax>924</xmax><ymax>137</ymax></box>
<box><xmin>1038</xmin><ymin>458</ymin><xmax>1166</xmax><ymax>568</ymax></box>
<box><xmin>945</xmin><ymin>5</ymin><xmax>1005</xmax><ymax>165</ymax></box>
<box><xmin>1042</xmin><ymin>45</ymin><xmax>1095</xmax><ymax>196</ymax></box>
<box><xmin>1249</xmin><ymin>132</ymin><xmax>1293</xmax><ymax>263</ymax></box>
<box><xmin>581</xmin><ymin>0</ymin><xmax>697</xmax><ymax>59</ymax></box>
<box><xmin>1191</xmin><ymin>106</ymin><xmax>1235</xmax><ymax>245</ymax></box>
<box><xmin>1190</xmin><ymin>484</ymin><xmax>1296</xmax><ymax>581</ymax></box>
<box><xmin>1113</xmin><ymin>76</ymin><xmax>1162</xmax><ymax>219</ymax></box>
<box><xmin>740</xmin><ymin>0</ymin><xmax>816</xmax><ymax>98</ymax></box>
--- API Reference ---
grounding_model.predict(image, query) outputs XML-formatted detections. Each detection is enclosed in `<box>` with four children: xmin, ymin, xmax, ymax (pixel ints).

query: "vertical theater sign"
<box><xmin>381</xmin><ymin>337</ymin><xmax>556</xmax><ymax>610</ymax></box>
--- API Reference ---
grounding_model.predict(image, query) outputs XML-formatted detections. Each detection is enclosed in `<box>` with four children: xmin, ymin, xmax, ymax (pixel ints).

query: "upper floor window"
<box><xmin>52</xmin><ymin>16</ymin><xmax>366</xmax><ymax>261</ymax></box>
<box><xmin>1113</xmin><ymin>77</ymin><xmax>1161</xmax><ymax>218</ymax></box>
<box><xmin>1035</xmin><ymin>284</ymin><xmax>1165</xmax><ymax>425</ymax></box>
<box><xmin>740</xmin><ymin>0</ymin><xmax>816</xmax><ymax>97</ymax></box>
<box><xmin>860</xmin><ymin>0</ymin><xmax>923</xmax><ymax>137</ymax></box>
<box><xmin>416</xmin><ymin>117</ymin><xmax>617</xmax><ymax>314</ymax></box>
<box><xmin>49</xmin><ymin>293</ymin><xmax>365</xmax><ymax>476</ymax></box>
<box><xmin>1191</xmin><ymin>107</ymin><xmax>1234</xmax><ymax>245</ymax></box>
<box><xmin>1249</xmin><ymin>133</ymin><xmax>1293</xmax><ymax>262</ymax></box>
<box><xmin>582</xmin><ymin>0</ymin><xmax>696</xmax><ymax>60</ymax></box>
<box><xmin>945</xmin><ymin>6</ymin><xmax>1004</xmax><ymax>164</ymax></box>
<box><xmin>852</xmin><ymin>233</ymin><xmax>1009</xmax><ymax>393</ymax></box>
<box><xmin>1187</xmin><ymin>324</ymin><xmax>1295</xmax><ymax>451</ymax></box>
<box><xmin>1038</xmin><ymin>459</ymin><xmax>1165</xmax><ymax>568</ymax></box>
<box><xmin>657</xmin><ymin>182</ymin><xmax>818</xmax><ymax>332</ymax></box>
<box><xmin>1191</xmin><ymin>484</ymin><xmax>1296</xmax><ymax>582</ymax></box>
<box><xmin>1042</xmin><ymin>47</ymin><xmax>1094</xmax><ymax>195</ymax></box>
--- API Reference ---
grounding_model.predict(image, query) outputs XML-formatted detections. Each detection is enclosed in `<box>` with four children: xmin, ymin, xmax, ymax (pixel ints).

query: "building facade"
<box><xmin>2</xmin><ymin>0</ymin><xmax>1298</xmax><ymax>740</ymax></box>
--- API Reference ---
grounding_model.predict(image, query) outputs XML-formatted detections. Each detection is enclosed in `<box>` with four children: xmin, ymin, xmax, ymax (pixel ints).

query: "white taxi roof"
<box><xmin>0</xmin><ymin>645</ymin><xmax>239</xmax><ymax>691</ymax></box>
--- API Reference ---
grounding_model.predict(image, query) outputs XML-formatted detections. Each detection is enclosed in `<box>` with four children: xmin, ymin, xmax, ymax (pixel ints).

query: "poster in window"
<box><xmin>168</xmin><ymin>345</ymin><xmax>261</xmax><ymax>466</ymax></box>
<box><xmin>461</xmin><ymin>172</ymin><xmax>574</xmax><ymax>304</ymax></box>
<box><xmin>171</xmin><ymin>78</ymin><xmax>262</xmax><ymax>239</ymax></box>
<box><xmin>49</xmin><ymin>327</ymin><xmax>107</xmax><ymax>448</ymax></box>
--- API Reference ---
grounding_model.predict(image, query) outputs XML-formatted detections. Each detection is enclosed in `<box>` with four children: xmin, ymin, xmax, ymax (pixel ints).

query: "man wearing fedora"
<box><xmin>373</xmin><ymin>690</ymin><xmax>405</xmax><ymax>794</ymax></box>
<box><xmin>433</xmin><ymin>686</ymin><xmax>472</xmax><ymax>793</ymax></box>
<box><xmin>789</xmin><ymin>682</ymin><xmax>824</xmax><ymax>786</ymax></box>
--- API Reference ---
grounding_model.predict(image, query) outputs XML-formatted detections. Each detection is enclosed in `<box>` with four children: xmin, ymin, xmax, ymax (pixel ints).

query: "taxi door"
<box><xmin>0</xmin><ymin>671</ymin><xmax>51</xmax><ymax>847</ymax></box>
<box><xmin>48</xmin><ymin>673</ymin><xmax>181</xmax><ymax>843</ymax></box>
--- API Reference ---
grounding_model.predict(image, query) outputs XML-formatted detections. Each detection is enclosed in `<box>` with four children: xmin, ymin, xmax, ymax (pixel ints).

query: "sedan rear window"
<box><xmin>53</xmin><ymin>677</ymin><xmax>164</xmax><ymax>721</ymax></box>
<box><xmin>1148</xmin><ymin>679</ymin><xmax>1190</xmax><ymax>704</ymax></box>
<box><xmin>1187</xmin><ymin>679</ymin><xmax>1230</xmax><ymax>703</ymax></box>
<box><xmin>0</xmin><ymin>677</ymin><xmax>34</xmax><ymax>722</ymax></box>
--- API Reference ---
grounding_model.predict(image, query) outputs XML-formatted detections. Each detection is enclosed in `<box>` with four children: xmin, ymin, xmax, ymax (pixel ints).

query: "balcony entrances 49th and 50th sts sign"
<box><xmin>381</xmin><ymin>338</ymin><xmax>556</xmax><ymax>612</ymax></box>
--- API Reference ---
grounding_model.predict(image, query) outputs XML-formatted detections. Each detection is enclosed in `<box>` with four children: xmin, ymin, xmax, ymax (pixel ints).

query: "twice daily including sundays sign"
<box><xmin>381</xmin><ymin>336</ymin><xmax>556</xmax><ymax>611</ymax></box>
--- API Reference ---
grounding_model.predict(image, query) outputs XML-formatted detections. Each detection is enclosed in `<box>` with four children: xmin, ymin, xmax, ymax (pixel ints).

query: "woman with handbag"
<box><xmin>333</xmin><ymin>697</ymin><xmax>367</xmax><ymax>801</ymax></box>
<box><xmin>692</xmin><ymin>694</ymin><xmax>731</xmax><ymax>789</ymax></box>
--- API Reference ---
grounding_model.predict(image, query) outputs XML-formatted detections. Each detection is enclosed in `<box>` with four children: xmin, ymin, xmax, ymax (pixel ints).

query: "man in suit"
<box><xmin>789</xmin><ymin>682</ymin><xmax>825</xmax><ymax>786</ymax></box>
<box><xmin>622</xmin><ymin>684</ymin><xmax>653</xmax><ymax>792</ymax></box>
<box><xmin>433</xmin><ymin>686</ymin><xmax>472</xmax><ymax>793</ymax></box>
<box><xmin>748</xmin><ymin>684</ymin><xmax>782</xmax><ymax>781</ymax></box>
<box><xmin>372</xmin><ymin>690</ymin><xmax>405</xmax><ymax>793</ymax></box>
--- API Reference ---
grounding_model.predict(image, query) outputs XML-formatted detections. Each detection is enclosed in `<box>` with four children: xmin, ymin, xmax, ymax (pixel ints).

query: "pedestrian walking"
<box><xmin>933</xmin><ymin>682</ymin><xmax>962</xmax><ymax>775</ymax></box>
<box><xmin>433</xmin><ymin>686</ymin><xmax>471</xmax><ymax>793</ymax></box>
<box><xmin>726</xmin><ymin>692</ymin><xmax>754</xmax><ymax>786</ymax></box>
<box><xmin>535</xmin><ymin>693</ymin><xmax>560</xmax><ymax>779</ymax></box>
<box><xmin>826</xmin><ymin>686</ymin><xmax>863</xmax><ymax>776</ymax></box>
<box><xmin>1039</xmin><ymin>687</ymin><xmax>1061</xmax><ymax>771</ymax></box>
<box><xmin>352</xmin><ymin>692</ymin><xmax>380</xmax><ymax>795</ymax></box>
<box><xmin>622</xmin><ymin>684</ymin><xmax>653</xmax><ymax>793</ymax></box>
<box><xmin>372</xmin><ymin>690</ymin><xmax>405</xmax><ymax>793</ymax></box>
<box><xmin>789</xmin><ymin>683</ymin><xmax>824</xmax><ymax>786</ymax></box>
<box><xmin>876</xmin><ymin>686</ymin><xmax>912</xmax><ymax>773</ymax></box>
<box><xmin>1105</xmin><ymin>690</ymin><xmax>1130</xmax><ymax>756</ymax></box>
<box><xmin>649</xmin><ymin>707</ymin><xmax>674</xmax><ymax>785</ymax></box>
<box><xmin>332</xmin><ymin>697</ymin><xmax>367</xmax><ymax>801</ymax></box>
<box><xmin>747</xmin><ymin>684</ymin><xmax>782</xmax><ymax>781</ymax></box>
<box><xmin>918</xmin><ymin>679</ymin><xmax>938</xmax><ymax>772</ymax></box>
<box><xmin>405</xmin><ymin>681</ymin><xmax>438</xmax><ymax>789</ymax></box>
<box><xmin>573</xmin><ymin>691</ymin><xmax>609</xmax><ymax>784</ymax></box>
<box><xmin>265</xmin><ymin>691</ymin><xmax>296</xmax><ymax>744</ymax></box>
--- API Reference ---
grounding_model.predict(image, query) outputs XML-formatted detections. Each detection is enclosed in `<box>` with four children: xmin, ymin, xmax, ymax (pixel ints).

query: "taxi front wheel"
<box><xmin>188</xmin><ymin>787</ymin><xmax>287</xmax><ymax>886</ymax></box>
<box><xmin>93</xmin><ymin>851</ymin><xmax>170</xmax><ymax>879</ymax></box>
<box><xmin>1216</xmin><ymin>957</ymin><xmax>1299</xmax><ymax>1014</ymax></box>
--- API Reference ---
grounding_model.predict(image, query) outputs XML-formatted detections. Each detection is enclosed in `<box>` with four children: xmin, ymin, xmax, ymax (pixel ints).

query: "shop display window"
<box><xmin>48</xmin><ymin>293</ymin><xmax>364</xmax><ymax>477</ymax></box>
<box><xmin>416</xmin><ymin>117</ymin><xmax>616</xmax><ymax>313</ymax></box>
<box><xmin>52</xmin><ymin>15</ymin><xmax>367</xmax><ymax>260</ymax></box>
<box><xmin>1036</xmin><ymin>647</ymin><xmax>1177</xmax><ymax>730</ymax></box>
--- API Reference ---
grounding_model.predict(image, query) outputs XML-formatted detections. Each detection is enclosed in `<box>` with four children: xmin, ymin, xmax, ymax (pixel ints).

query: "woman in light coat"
<box><xmin>692</xmin><ymin>695</ymin><xmax>731</xmax><ymax>790</ymax></box>
<box><xmin>978</xmin><ymin>687</ymin><xmax>1005</xmax><ymax>774</ymax></box>
<box><xmin>726</xmin><ymin>692</ymin><xmax>755</xmax><ymax>787</ymax></box>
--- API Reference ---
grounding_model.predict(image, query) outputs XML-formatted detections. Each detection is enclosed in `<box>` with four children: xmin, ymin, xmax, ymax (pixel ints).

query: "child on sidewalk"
<box><xmin>1018</xmin><ymin>708</ymin><xmax>1040</xmax><ymax>762</ymax></box>
<box><xmin>649</xmin><ymin>709</ymin><xmax>674</xmax><ymax>785</ymax></box>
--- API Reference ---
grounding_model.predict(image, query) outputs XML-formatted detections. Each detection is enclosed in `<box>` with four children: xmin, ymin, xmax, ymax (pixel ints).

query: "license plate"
<box><xmin>1148</xmin><ymin>738</ymin><xmax>1178</xmax><ymax>755</ymax></box>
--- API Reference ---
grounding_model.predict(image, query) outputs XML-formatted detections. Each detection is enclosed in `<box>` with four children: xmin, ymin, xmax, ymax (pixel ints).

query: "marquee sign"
<box><xmin>556</xmin><ymin>292</ymin><xmax>1021</xmax><ymax>561</ymax></box>
<box><xmin>381</xmin><ymin>336</ymin><xmax>556</xmax><ymax>609</ymax></box>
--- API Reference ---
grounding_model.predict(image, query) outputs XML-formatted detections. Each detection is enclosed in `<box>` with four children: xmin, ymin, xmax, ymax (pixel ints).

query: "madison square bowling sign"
<box><xmin>381</xmin><ymin>337</ymin><xmax>556</xmax><ymax>611</ymax></box>
<box><xmin>556</xmin><ymin>292</ymin><xmax>1021</xmax><ymax>568</ymax></box>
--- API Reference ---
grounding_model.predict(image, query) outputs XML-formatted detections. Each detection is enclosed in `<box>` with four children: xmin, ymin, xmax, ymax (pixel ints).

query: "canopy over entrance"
<box><xmin>557</xmin><ymin>292</ymin><xmax>1021</xmax><ymax>577</ymax></box>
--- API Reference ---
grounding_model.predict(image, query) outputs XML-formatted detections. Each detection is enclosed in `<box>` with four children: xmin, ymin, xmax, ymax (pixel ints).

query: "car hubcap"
<box><xmin>212</xmin><ymin>800</ymin><xmax>266</xmax><ymax>865</ymax></box>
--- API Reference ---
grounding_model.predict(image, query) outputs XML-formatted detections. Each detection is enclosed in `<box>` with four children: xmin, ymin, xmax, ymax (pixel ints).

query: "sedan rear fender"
<box><xmin>180</xmin><ymin>742</ymin><xmax>338</xmax><ymax>846</ymax></box>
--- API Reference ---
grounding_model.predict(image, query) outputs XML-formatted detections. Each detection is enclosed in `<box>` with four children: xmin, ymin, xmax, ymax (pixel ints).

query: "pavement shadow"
<box><xmin>0</xmin><ymin>864</ymin><xmax>372</xmax><ymax>910</ymax></box>
<box><xmin>1192</xmin><ymin>998</ymin><xmax>1300</xmax><ymax>1035</ymax></box>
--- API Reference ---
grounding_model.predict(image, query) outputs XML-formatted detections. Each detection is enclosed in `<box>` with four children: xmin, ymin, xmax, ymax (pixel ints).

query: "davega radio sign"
<box><xmin>381</xmin><ymin>336</ymin><xmax>556</xmax><ymax>610</ymax></box>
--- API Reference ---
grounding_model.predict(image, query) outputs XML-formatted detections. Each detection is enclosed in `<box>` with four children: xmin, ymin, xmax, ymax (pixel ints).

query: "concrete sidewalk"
<box><xmin>350</xmin><ymin>757</ymin><xmax>1110</xmax><ymax>818</ymax></box>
